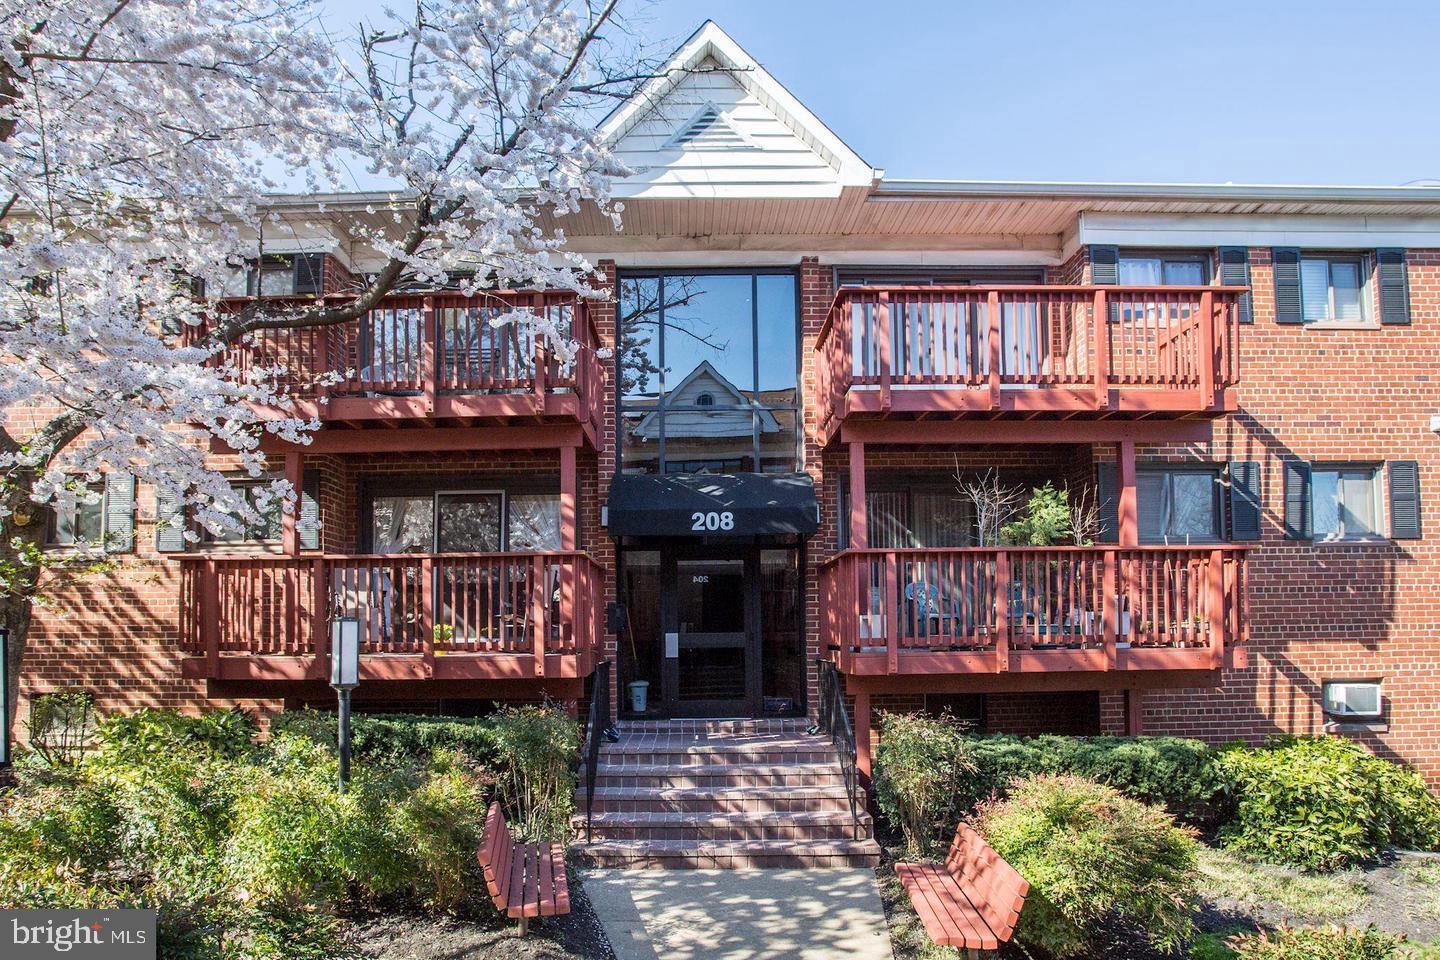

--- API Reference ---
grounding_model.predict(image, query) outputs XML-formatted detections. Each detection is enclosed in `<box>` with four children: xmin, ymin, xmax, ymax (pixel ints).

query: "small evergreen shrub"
<box><xmin>1216</xmin><ymin>737</ymin><xmax>1440</xmax><ymax>871</ymax></box>
<box><xmin>387</xmin><ymin>749</ymin><xmax>492</xmax><ymax>912</ymax></box>
<box><xmin>269</xmin><ymin>709</ymin><xmax>499</xmax><ymax>767</ymax></box>
<box><xmin>873</xmin><ymin>711</ymin><xmax>975</xmax><ymax>857</ymax></box>
<box><xmin>975</xmin><ymin>774</ymin><xmax>1201</xmax><ymax>959</ymax></box>
<box><xmin>486</xmin><ymin>704</ymin><xmax>579</xmax><ymax>842</ymax></box>
<box><xmin>1228</xmin><ymin>925</ymin><xmax>1408</xmax><ymax>960</ymax></box>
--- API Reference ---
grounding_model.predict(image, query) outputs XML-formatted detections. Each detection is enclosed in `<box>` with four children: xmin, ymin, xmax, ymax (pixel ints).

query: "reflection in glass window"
<box><xmin>1312</xmin><ymin>466</ymin><xmax>1379</xmax><ymax>541</ymax></box>
<box><xmin>372</xmin><ymin>495</ymin><xmax>434</xmax><ymax>553</ymax></box>
<box><xmin>508</xmin><ymin>494</ymin><xmax>562</xmax><ymax>551</ymax></box>
<box><xmin>618</xmin><ymin>272</ymin><xmax>798</xmax><ymax>475</ymax></box>
<box><xmin>436</xmin><ymin>492</ymin><xmax>503</xmax><ymax>552</ymax></box>
<box><xmin>1138</xmin><ymin>469</ymin><xmax>1220</xmax><ymax>543</ymax></box>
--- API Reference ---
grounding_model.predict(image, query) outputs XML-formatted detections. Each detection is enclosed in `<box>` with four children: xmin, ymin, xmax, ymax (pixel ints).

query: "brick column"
<box><xmin>799</xmin><ymin>257</ymin><xmax>832</xmax><ymax>720</ymax></box>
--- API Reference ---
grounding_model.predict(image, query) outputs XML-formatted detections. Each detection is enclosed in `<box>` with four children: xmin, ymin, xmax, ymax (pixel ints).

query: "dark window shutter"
<box><xmin>154</xmin><ymin>488</ymin><xmax>187</xmax><ymax>553</ymax></box>
<box><xmin>1376</xmin><ymin>249</ymin><xmax>1411</xmax><ymax>325</ymax></box>
<box><xmin>1218</xmin><ymin>247</ymin><xmax>1253</xmax><ymax>324</ymax></box>
<box><xmin>293</xmin><ymin>254</ymin><xmax>325</xmax><ymax>296</ymax></box>
<box><xmin>1272</xmin><ymin>248</ymin><xmax>1303</xmax><ymax>324</ymax></box>
<box><xmin>1388</xmin><ymin>460</ymin><xmax>1421</xmax><ymax>539</ymax></box>
<box><xmin>1137</xmin><ymin>473</ymin><xmax>1167</xmax><ymax>542</ymax></box>
<box><xmin>103</xmin><ymin>473</ymin><xmax>136</xmax><ymax>553</ymax></box>
<box><xmin>1283</xmin><ymin>460</ymin><xmax>1312</xmax><ymax>539</ymax></box>
<box><xmin>1096</xmin><ymin>463</ymin><xmax>1119</xmax><ymax>542</ymax></box>
<box><xmin>300</xmin><ymin>470</ymin><xmax>322</xmax><ymax>550</ymax></box>
<box><xmin>1228</xmin><ymin>460</ymin><xmax>1262</xmax><ymax>541</ymax></box>
<box><xmin>1091</xmin><ymin>245</ymin><xmax>1119</xmax><ymax>285</ymax></box>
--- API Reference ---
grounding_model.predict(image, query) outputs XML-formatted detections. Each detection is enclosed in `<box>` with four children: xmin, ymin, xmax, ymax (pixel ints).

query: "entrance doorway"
<box><xmin>618</xmin><ymin>545</ymin><xmax>803</xmax><ymax>719</ymax></box>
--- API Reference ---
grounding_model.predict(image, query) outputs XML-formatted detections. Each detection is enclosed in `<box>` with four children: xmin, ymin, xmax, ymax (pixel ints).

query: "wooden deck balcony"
<box><xmin>819</xmin><ymin>545</ymin><xmax>1247</xmax><ymax>677</ymax></box>
<box><xmin>197</xmin><ymin>292</ymin><xmax>604</xmax><ymax>441</ymax></box>
<box><xmin>815</xmin><ymin>285</ymin><xmax>1245</xmax><ymax>442</ymax></box>
<box><xmin>179</xmin><ymin>551</ymin><xmax>605</xmax><ymax>681</ymax></box>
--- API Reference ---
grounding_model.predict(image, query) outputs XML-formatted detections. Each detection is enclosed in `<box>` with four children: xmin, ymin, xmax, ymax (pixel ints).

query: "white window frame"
<box><xmin>1310</xmin><ymin>464</ymin><xmax>1384</xmax><ymax>542</ymax></box>
<box><xmin>1322</xmin><ymin>680</ymin><xmax>1384</xmax><ymax>720</ymax></box>
<box><xmin>48</xmin><ymin>485</ymin><xmax>108</xmax><ymax>548</ymax></box>
<box><xmin>1300</xmin><ymin>254</ymin><xmax>1371</xmax><ymax>327</ymax></box>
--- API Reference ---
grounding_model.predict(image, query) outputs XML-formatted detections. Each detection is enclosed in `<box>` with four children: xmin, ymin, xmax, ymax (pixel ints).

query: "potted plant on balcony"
<box><xmin>1000</xmin><ymin>483</ymin><xmax>1102</xmax><ymax>649</ymax></box>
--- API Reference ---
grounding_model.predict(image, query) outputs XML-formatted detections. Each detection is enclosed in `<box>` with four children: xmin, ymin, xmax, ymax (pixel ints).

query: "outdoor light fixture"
<box><xmin>0</xmin><ymin>627</ymin><xmax>11</xmax><ymax>771</ymax></box>
<box><xmin>329</xmin><ymin>616</ymin><xmax>360</xmax><ymax>792</ymax></box>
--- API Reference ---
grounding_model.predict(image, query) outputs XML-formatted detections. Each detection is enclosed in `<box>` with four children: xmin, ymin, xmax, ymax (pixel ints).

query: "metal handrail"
<box><xmin>814</xmin><ymin>658</ymin><xmax>861</xmax><ymax>841</ymax></box>
<box><xmin>582</xmin><ymin>659</ymin><xmax>612</xmax><ymax>843</ymax></box>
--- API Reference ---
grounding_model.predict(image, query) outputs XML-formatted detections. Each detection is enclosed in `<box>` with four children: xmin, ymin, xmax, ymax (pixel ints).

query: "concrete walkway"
<box><xmin>581</xmin><ymin>868</ymin><xmax>892</xmax><ymax>960</ymax></box>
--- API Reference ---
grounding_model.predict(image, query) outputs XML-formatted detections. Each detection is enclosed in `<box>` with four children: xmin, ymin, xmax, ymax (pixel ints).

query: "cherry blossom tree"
<box><xmin>0</xmin><ymin>0</ymin><xmax>651</xmax><ymax>731</ymax></box>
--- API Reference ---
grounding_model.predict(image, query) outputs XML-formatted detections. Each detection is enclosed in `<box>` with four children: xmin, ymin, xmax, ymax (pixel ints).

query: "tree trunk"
<box><xmin>2</xmin><ymin>480</ymin><xmax>43</xmax><ymax>748</ymax></box>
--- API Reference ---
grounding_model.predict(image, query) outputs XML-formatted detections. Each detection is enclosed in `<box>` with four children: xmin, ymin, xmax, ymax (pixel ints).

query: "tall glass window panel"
<box><xmin>757</xmin><ymin>408</ymin><xmax>798</xmax><ymax>475</ymax></box>
<box><xmin>618</xmin><ymin>277</ymin><xmax>662</xmax><ymax>404</ymax></box>
<box><xmin>508</xmin><ymin>493</ymin><xmax>562</xmax><ymax>551</ymax></box>
<box><xmin>371</xmin><ymin>495</ymin><xmax>433</xmax><ymax>553</ymax></box>
<box><xmin>436</xmin><ymin>492</ymin><xmax>503</xmax><ymax>552</ymax></box>
<box><xmin>1331</xmin><ymin>260</ymin><xmax>1364</xmax><ymax>322</ymax></box>
<box><xmin>51</xmin><ymin>495</ymin><xmax>104</xmax><ymax>546</ymax></box>
<box><xmin>660</xmin><ymin>275</ymin><xmax>754</xmax><ymax>407</ymax></box>
<box><xmin>756</xmin><ymin>274</ymin><xmax>799</xmax><ymax>401</ymax></box>
<box><xmin>1300</xmin><ymin>259</ymin><xmax>1332</xmax><ymax>322</ymax></box>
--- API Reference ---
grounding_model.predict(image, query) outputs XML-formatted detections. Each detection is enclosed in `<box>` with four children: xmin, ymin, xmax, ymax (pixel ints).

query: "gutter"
<box><xmin>872</xmin><ymin>179</ymin><xmax>1440</xmax><ymax>204</ymax></box>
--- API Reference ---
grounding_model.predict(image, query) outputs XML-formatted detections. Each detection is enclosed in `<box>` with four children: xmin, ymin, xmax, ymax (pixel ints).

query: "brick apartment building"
<box><xmin>17</xmin><ymin>21</ymin><xmax>1440</xmax><ymax>787</ymax></box>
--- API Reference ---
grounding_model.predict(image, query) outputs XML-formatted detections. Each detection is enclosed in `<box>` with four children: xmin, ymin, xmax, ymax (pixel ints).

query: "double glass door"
<box><xmin>664</xmin><ymin>554</ymin><xmax>759</xmax><ymax>717</ymax></box>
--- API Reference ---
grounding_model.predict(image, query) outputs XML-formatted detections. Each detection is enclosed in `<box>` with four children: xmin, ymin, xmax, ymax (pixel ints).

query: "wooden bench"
<box><xmin>476</xmin><ymin>801</ymin><xmax>570</xmax><ymax>934</ymax></box>
<box><xmin>896</xmin><ymin>822</ymin><xmax>1029</xmax><ymax>954</ymax></box>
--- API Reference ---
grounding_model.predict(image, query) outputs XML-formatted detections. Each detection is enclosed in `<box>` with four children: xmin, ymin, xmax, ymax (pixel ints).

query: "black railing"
<box><xmin>582</xmin><ymin>659</ymin><xmax>612</xmax><ymax>843</ymax></box>
<box><xmin>815</xmin><ymin>658</ymin><xmax>861</xmax><ymax>841</ymax></box>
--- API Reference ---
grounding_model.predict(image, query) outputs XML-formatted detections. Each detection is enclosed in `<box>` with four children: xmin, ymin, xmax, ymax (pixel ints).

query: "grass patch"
<box><xmin>1400</xmin><ymin>860</ymin><xmax>1440</xmax><ymax>920</ymax></box>
<box><xmin>1190</xmin><ymin>930</ymin><xmax>1240</xmax><ymax>960</ymax></box>
<box><xmin>1196</xmin><ymin>846</ymin><xmax>1367</xmax><ymax>921</ymax></box>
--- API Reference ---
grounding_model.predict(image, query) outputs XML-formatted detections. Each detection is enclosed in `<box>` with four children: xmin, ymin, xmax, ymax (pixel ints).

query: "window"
<box><xmin>202</xmin><ymin>481</ymin><xmax>283</xmax><ymax>543</ymax></box>
<box><xmin>618</xmin><ymin>271</ymin><xmax>799</xmax><ymax>475</ymax></box>
<box><xmin>219</xmin><ymin>254</ymin><xmax>324</xmax><ymax>298</ymax></box>
<box><xmin>1322</xmin><ymin>680</ymin><xmax>1383</xmax><ymax>719</ymax></box>
<box><xmin>367</xmin><ymin>488</ymin><xmax>561</xmax><ymax>553</ymax></box>
<box><xmin>1118</xmin><ymin>252</ymin><xmax>1210</xmax><ymax>286</ymax></box>
<box><xmin>1300</xmin><ymin>255</ymin><xmax>1367</xmax><ymax>324</ymax></box>
<box><xmin>1138</xmin><ymin>468</ymin><xmax>1221</xmax><ymax>543</ymax></box>
<box><xmin>49</xmin><ymin>492</ymin><xmax>105</xmax><ymax>547</ymax></box>
<box><xmin>839</xmin><ymin>483</ymin><xmax>975</xmax><ymax>548</ymax></box>
<box><xmin>1312</xmin><ymin>465</ymin><xmax>1381</xmax><ymax>541</ymax></box>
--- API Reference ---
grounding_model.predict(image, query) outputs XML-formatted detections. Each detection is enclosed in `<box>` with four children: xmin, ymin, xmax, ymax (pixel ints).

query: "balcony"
<box><xmin>199</xmin><ymin>291</ymin><xmax>604</xmax><ymax>439</ymax></box>
<box><xmin>815</xmin><ymin>285</ymin><xmax>1245</xmax><ymax>441</ymax></box>
<box><xmin>820</xmin><ymin>545</ymin><xmax>1247</xmax><ymax>677</ymax></box>
<box><xmin>179</xmin><ymin>551</ymin><xmax>605</xmax><ymax>681</ymax></box>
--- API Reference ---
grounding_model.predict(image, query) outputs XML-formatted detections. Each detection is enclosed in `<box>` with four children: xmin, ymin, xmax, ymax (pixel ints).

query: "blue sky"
<box><xmin>322</xmin><ymin>0</ymin><xmax>1440</xmax><ymax>186</ymax></box>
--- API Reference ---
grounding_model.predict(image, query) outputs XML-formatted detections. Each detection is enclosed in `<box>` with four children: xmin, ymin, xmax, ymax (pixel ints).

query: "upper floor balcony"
<box><xmin>197</xmin><ymin>291</ymin><xmax>604</xmax><ymax>442</ymax></box>
<box><xmin>815</xmin><ymin>285</ymin><xmax>1245</xmax><ymax>443</ymax></box>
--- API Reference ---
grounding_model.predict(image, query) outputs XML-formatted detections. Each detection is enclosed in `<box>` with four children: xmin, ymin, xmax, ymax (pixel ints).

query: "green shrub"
<box><xmin>486</xmin><ymin>704</ymin><xmax>578</xmax><ymax>842</ymax></box>
<box><xmin>25</xmin><ymin>692</ymin><xmax>97</xmax><ymax>766</ymax></box>
<box><xmin>387</xmin><ymin>749</ymin><xmax>492</xmax><ymax>912</ymax></box>
<box><xmin>0</xmin><ymin>768</ymin><xmax>123</xmax><ymax>898</ymax></box>
<box><xmin>1217</xmin><ymin>737</ymin><xmax>1440</xmax><ymax>871</ymax></box>
<box><xmin>874</xmin><ymin>711</ymin><xmax>975</xmax><ymax>857</ymax></box>
<box><xmin>1229</xmin><ymin>925</ymin><xmax>1408</xmax><ymax>960</ymax></box>
<box><xmin>960</xmin><ymin>733</ymin><xmax>1223</xmax><ymax>824</ymax></box>
<box><xmin>269</xmin><ymin>709</ymin><xmax>498</xmax><ymax>768</ymax></box>
<box><xmin>975</xmin><ymin>773</ymin><xmax>1201</xmax><ymax>959</ymax></box>
<box><xmin>97</xmin><ymin>708</ymin><xmax>257</xmax><ymax>763</ymax></box>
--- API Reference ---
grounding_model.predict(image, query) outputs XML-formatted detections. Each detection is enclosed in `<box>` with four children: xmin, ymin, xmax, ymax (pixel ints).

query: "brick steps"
<box><xmin>570</xmin><ymin>719</ymin><xmax>878</xmax><ymax>869</ymax></box>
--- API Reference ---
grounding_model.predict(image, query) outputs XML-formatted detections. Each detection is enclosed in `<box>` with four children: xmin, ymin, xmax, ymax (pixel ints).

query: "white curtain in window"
<box><xmin>1118</xmin><ymin>258</ymin><xmax>1163</xmax><ymax>285</ymax></box>
<box><xmin>1331</xmin><ymin>261</ymin><xmax>1363</xmax><ymax>322</ymax></box>
<box><xmin>508</xmin><ymin>494</ymin><xmax>562</xmax><ymax>551</ymax></box>
<box><xmin>372</xmin><ymin>495</ymin><xmax>434</xmax><ymax>553</ymax></box>
<box><xmin>1161</xmin><ymin>261</ymin><xmax>1206</xmax><ymax>285</ymax></box>
<box><xmin>1338</xmin><ymin>470</ymin><xmax>1376</xmax><ymax>536</ymax></box>
<box><xmin>1300</xmin><ymin>259</ymin><xmax>1331</xmax><ymax>322</ymax></box>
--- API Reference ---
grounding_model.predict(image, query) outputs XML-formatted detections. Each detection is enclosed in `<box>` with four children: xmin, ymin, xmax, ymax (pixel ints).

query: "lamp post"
<box><xmin>0</xmin><ymin>627</ymin><xmax>11</xmax><ymax>774</ymax></box>
<box><xmin>329</xmin><ymin>616</ymin><xmax>359</xmax><ymax>793</ymax></box>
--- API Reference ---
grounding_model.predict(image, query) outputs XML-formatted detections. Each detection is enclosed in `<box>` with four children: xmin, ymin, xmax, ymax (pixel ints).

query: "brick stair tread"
<box><xmin>583</xmin><ymin>784</ymin><xmax>856</xmax><ymax>800</ymax></box>
<box><xmin>570</xmin><ymin>838</ymin><xmax>882</xmax><ymax>857</ymax></box>
<box><xmin>588</xmin><ymin>762</ymin><xmax>839</xmax><ymax>777</ymax></box>
<box><xmin>576</xmin><ymin>810</ymin><xmax>867</xmax><ymax>827</ymax></box>
<box><xmin>600</xmin><ymin>736</ymin><xmax>832</xmax><ymax>755</ymax></box>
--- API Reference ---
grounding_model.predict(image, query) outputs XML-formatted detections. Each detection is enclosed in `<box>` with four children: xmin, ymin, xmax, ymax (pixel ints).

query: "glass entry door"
<box><xmin>662</xmin><ymin>552</ymin><xmax>760</xmax><ymax>717</ymax></box>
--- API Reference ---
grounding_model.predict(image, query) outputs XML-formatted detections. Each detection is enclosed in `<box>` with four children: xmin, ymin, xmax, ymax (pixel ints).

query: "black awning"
<box><xmin>605</xmin><ymin>473</ymin><xmax>819</xmax><ymax>538</ymax></box>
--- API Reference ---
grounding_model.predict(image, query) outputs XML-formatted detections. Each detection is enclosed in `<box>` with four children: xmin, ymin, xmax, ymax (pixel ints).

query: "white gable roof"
<box><xmin>599</xmin><ymin>21</ymin><xmax>876</xmax><ymax>199</ymax></box>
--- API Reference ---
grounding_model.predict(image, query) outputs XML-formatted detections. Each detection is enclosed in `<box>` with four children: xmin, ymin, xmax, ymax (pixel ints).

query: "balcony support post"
<box><xmin>533</xmin><ymin>293</ymin><xmax>548</xmax><ymax>414</ymax></box>
<box><xmin>848</xmin><ymin>443</ymin><xmax>868</xmax><ymax>550</ymax></box>
<box><xmin>531</xmin><ymin>555</ymin><xmax>547</xmax><ymax>678</ymax></box>
<box><xmin>884</xmin><ymin>552</ymin><xmax>899</xmax><ymax>675</ymax></box>
<box><xmin>987</xmin><ymin>290</ymin><xmax>1002</xmax><ymax>408</ymax></box>
<box><xmin>994</xmin><ymin>551</ymin><xmax>1010</xmax><ymax>672</ymax></box>
<box><xmin>1208</xmin><ymin>548</ymin><xmax>1225</xmax><ymax>668</ymax></box>
<box><xmin>1198</xmin><ymin>290</ymin><xmax>1216</xmax><ymax>409</ymax></box>
<box><xmin>559</xmin><ymin>445</ymin><xmax>578</xmax><ymax>655</ymax></box>
<box><xmin>282</xmin><ymin>451</ymin><xmax>302</xmax><ymax>557</ymax></box>
<box><xmin>421</xmin><ymin>296</ymin><xmax>437</xmax><ymax>414</ymax></box>
<box><xmin>311</xmin><ymin>557</ymin><xmax>327</xmax><ymax>681</ymax></box>
<box><xmin>315</xmin><ymin>297</ymin><xmax>330</xmax><ymax>404</ymax></box>
<box><xmin>854</xmin><ymin>689</ymin><xmax>872</xmax><ymax>779</ymax></box>
<box><xmin>559</xmin><ymin>445</ymin><xmax>577</xmax><ymax>551</ymax></box>
<box><xmin>421</xmin><ymin>556</ymin><xmax>435</xmax><ymax>678</ymax></box>
<box><xmin>202</xmin><ymin>559</ymin><xmax>220</xmax><ymax>678</ymax></box>
<box><xmin>1102</xmin><ymin>550</ymin><xmax>1117</xmax><ymax>670</ymax></box>
<box><xmin>1117</xmin><ymin>439</ymin><xmax>1138</xmax><ymax>547</ymax></box>
<box><xmin>1093</xmin><ymin>290</ymin><xmax>1110</xmax><ymax>409</ymax></box>
<box><xmin>876</xmin><ymin>291</ymin><xmax>892</xmax><ymax>411</ymax></box>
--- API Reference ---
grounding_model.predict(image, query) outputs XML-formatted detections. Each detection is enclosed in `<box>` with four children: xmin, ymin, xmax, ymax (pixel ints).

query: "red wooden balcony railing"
<box><xmin>815</xmin><ymin>285</ymin><xmax>1245</xmax><ymax>435</ymax></box>
<box><xmin>179</xmin><ymin>551</ymin><xmax>605</xmax><ymax>680</ymax></box>
<box><xmin>819</xmin><ymin>545</ymin><xmax>1247</xmax><ymax>676</ymax></box>
<box><xmin>192</xmin><ymin>291</ymin><xmax>605</xmax><ymax>433</ymax></box>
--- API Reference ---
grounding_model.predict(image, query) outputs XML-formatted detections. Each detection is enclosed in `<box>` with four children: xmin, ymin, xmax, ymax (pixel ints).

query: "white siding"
<box><xmin>612</xmin><ymin>57</ymin><xmax>845</xmax><ymax>199</ymax></box>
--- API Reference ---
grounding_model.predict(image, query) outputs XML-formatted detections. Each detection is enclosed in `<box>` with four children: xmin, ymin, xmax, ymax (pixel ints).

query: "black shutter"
<box><xmin>1228</xmin><ymin>460</ymin><xmax>1262</xmax><ymax>541</ymax></box>
<box><xmin>1091</xmin><ymin>245</ymin><xmax>1119</xmax><ymax>285</ymax></box>
<box><xmin>1388</xmin><ymin>460</ymin><xmax>1421</xmax><ymax>539</ymax></box>
<box><xmin>1283</xmin><ymin>460</ymin><xmax>1312</xmax><ymax>539</ymax></box>
<box><xmin>103</xmin><ymin>473</ymin><xmax>136</xmax><ymax>553</ymax></box>
<box><xmin>154</xmin><ymin>488</ymin><xmax>187</xmax><ymax>553</ymax></box>
<box><xmin>1272</xmin><ymin>248</ymin><xmax>1303</xmax><ymax>324</ymax></box>
<box><xmin>1218</xmin><ymin>247</ymin><xmax>1253</xmax><ymax>325</ymax></box>
<box><xmin>1377</xmin><ymin>249</ymin><xmax>1411</xmax><ymax>325</ymax></box>
<box><xmin>300</xmin><ymin>470</ymin><xmax>322</xmax><ymax>550</ymax></box>
<box><xmin>1096</xmin><ymin>463</ymin><xmax>1118</xmax><ymax>543</ymax></box>
<box><xmin>293</xmin><ymin>254</ymin><xmax>325</xmax><ymax>296</ymax></box>
<box><xmin>1137</xmin><ymin>472</ymin><xmax>1166</xmax><ymax>542</ymax></box>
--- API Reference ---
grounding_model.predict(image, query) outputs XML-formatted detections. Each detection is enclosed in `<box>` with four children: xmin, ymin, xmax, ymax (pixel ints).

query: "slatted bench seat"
<box><xmin>896</xmin><ymin>822</ymin><xmax>1029</xmax><ymax>954</ymax></box>
<box><xmin>476</xmin><ymin>801</ymin><xmax>570</xmax><ymax>934</ymax></box>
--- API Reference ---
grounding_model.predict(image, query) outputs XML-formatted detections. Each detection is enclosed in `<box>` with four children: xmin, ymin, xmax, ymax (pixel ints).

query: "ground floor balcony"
<box><xmin>820</xmin><ymin>545</ymin><xmax>1248</xmax><ymax>677</ymax></box>
<box><xmin>815</xmin><ymin>285</ymin><xmax>1245</xmax><ymax>442</ymax></box>
<box><xmin>178</xmin><ymin>551</ymin><xmax>605</xmax><ymax>681</ymax></box>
